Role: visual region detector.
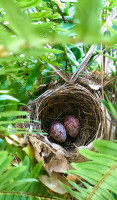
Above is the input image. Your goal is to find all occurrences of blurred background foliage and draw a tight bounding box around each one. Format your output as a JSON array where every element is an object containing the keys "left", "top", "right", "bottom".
[{"left": 0, "top": 0, "right": 117, "bottom": 199}]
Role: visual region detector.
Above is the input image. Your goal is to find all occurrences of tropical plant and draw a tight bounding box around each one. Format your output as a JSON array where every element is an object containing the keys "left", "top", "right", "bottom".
[
  {"left": 60, "top": 139, "right": 117, "bottom": 200},
  {"left": 0, "top": 0, "right": 117, "bottom": 200},
  {"left": 0, "top": 149, "right": 63, "bottom": 200}
]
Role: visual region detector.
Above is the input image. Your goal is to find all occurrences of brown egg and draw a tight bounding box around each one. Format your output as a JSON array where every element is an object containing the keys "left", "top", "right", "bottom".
[
  {"left": 64, "top": 115, "right": 80, "bottom": 138},
  {"left": 49, "top": 122, "right": 67, "bottom": 142}
]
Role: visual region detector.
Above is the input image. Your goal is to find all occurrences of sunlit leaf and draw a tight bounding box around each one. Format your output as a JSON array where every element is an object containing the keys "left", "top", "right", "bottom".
[
  {"left": 0, "top": 95, "right": 19, "bottom": 102},
  {"left": 0, "top": 111, "right": 30, "bottom": 117}
]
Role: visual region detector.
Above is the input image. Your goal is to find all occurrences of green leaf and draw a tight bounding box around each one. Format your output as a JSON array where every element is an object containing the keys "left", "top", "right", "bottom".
[
  {"left": 62, "top": 139, "right": 117, "bottom": 200},
  {"left": 0, "top": 90, "right": 9, "bottom": 94},
  {"left": 3, "top": 178, "right": 38, "bottom": 192},
  {"left": 0, "top": 0, "right": 41, "bottom": 46},
  {"left": 0, "top": 151, "right": 52, "bottom": 199},
  {"left": 111, "top": 20, "right": 117, "bottom": 26},
  {"left": 0, "top": 95, "right": 19, "bottom": 102},
  {"left": 41, "top": 56, "right": 62, "bottom": 67},
  {"left": 0, "top": 118, "right": 30, "bottom": 125},
  {"left": 17, "top": 0, "right": 42, "bottom": 9},
  {"left": 93, "top": 139, "right": 117, "bottom": 156},
  {"left": 106, "top": 25, "right": 117, "bottom": 35},
  {"left": 0, "top": 67, "right": 26, "bottom": 75},
  {"left": 101, "top": 94, "right": 117, "bottom": 120},
  {"left": 0, "top": 166, "right": 26, "bottom": 190},
  {"left": 0, "top": 111, "right": 30, "bottom": 117},
  {"left": 0, "top": 151, "right": 8, "bottom": 166},
  {"left": 0, "top": 152, "right": 13, "bottom": 176},
  {"left": 74, "top": 0, "right": 103, "bottom": 43}
]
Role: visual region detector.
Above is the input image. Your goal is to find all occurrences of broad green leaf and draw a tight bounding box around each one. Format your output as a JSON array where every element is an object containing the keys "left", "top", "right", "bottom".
[
  {"left": 43, "top": 48, "right": 63, "bottom": 54},
  {"left": 0, "top": 95, "right": 19, "bottom": 102},
  {"left": 66, "top": 52, "right": 79, "bottom": 67},
  {"left": 0, "top": 90, "right": 9, "bottom": 94},
  {"left": 41, "top": 56, "right": 62, "bottom": 67}
]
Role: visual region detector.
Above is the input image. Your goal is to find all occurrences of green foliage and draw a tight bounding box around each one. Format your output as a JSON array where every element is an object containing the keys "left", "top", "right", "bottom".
[
  {"left": 0, "top": 91, "right": 43, "bottom": 136},
  {"left": 101, "top": 93, "right": 117, "bottom": 120},
  {"left": 73, "top": 0, "right": 117, "bottom": 44},
  {"left": 0, "top": 94, "right": 19, "bottom": 102},
  {"left": 0, "top": 0, "right": 117, "bottom": 199},
  {"left": 74, "top": 0, "right": 103, "bottom": 43},
  {"left": 0, "top": 90, "right": 30, "bottom": 136},
  {"left": 60, "top": 139, "right": 117, "bottom": 200},
  {"left": 0, "top": 151, "right": 59, "bottom": 200}
]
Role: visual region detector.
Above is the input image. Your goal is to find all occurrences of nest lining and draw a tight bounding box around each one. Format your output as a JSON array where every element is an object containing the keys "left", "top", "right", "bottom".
[{"left": 28, "top": 83, "right": 103, "bottom": 152}]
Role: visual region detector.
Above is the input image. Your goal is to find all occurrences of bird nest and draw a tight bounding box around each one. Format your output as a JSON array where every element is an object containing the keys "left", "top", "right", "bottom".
[
  {"left": 21, "top": 81, "right": 104, "bottom": 175},
  {"left": 27, "top": 83, "right": 104, "bottom": 153}
]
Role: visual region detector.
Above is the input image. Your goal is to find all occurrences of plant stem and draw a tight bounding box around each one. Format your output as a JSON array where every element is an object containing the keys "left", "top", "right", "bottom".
[
  {"left": 49, "top": 0, "right": 54, "bottom": 14},
  {"left": 56, "top": 4, "right": 65, "bottom": 23}
]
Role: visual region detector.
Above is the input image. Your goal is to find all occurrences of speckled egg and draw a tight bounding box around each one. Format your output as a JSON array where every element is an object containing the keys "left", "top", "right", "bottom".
[
  {"left": 49, "top": 122, "right": 67, "bottom": 142},
  {"left": 64, "top": 115, "right": 80, "bottom": 138}
]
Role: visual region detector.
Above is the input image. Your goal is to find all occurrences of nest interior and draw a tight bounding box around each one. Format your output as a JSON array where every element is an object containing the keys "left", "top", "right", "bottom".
[{"left": 29, "top": 83, "right": 103, "bottom": 153}]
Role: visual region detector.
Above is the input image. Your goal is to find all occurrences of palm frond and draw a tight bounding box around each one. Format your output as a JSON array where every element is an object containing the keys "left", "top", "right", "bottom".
[{"left": 60, "top": 139, "right": 117, "bottom": 200}]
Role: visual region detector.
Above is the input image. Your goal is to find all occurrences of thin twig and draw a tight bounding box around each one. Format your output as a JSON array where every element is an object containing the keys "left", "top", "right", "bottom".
[
  {"left": 7, "top": 135, "right": 20, "bottom": 145},
  {"left": 56, "top": 4, "right": 65, "bottom": 23},
  {"left": 104, "top": 77, "right": 117, "bottom": 88},
  {"left": 49, "top": 0, "right": 54, "bottom": 14},
  {"left": 85, "top": 48, "right": 107, "bottom": 69},
  {"left": 48, "top": 64, "right": 70, "bottom": 82},
  {"left": 70, "top": 45, "right": 96, "bottom": 82},
  {"left": 53, "top": 19, "right": 76, "bottom": 24},
  {"left": 100, "top": 43, "right": 108, "bottom": 140},
  {"left": 109, "top": 116, "right": 114, "bottom": 140},
  {"left": 0, "top": 21, "right": 16, "bottom": 35}
]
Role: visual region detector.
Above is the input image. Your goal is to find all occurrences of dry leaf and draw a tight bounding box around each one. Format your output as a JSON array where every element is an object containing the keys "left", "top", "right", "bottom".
[
  {"left": 39, "top": 172, "right": 67, "bottom": 194},
  {"left": 28, "top": 135, "right": 70, "bottom": 174},
  {"left": 89, "top": 84, "right": 101, "bottom": 90}
]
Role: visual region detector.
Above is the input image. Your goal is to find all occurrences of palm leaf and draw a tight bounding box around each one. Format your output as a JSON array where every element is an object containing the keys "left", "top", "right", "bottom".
[{"left": 60, "top": 139, "right": 117, "bottom": 200}]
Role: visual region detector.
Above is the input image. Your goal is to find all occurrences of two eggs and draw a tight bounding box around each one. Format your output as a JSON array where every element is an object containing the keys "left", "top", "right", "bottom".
[{"left": 49, "top": 115, "right": 80, "bottom": 143}]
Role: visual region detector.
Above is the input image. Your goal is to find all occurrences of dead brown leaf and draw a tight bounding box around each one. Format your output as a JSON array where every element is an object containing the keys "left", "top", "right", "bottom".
[
  {"left": 28, "top": 135, "right": 70, "bottom": 174},
  {"left": 39, "top": 172, "right": 67, "bottom": 194}
]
